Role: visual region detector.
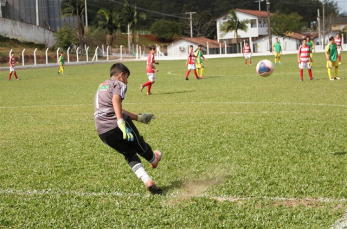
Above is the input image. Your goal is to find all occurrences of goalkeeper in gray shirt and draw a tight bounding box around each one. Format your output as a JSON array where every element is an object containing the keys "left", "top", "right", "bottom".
[{"left": 94, "top": 63, "right": 162, "bottom": 195}]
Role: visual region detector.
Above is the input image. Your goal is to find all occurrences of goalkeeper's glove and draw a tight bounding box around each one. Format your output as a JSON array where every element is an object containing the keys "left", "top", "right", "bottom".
[
  {"left": 137, "top": 114, "right": 155, "bottom": 124},
  {"left": 117, "top": 119, "right": 134, "bottom": 141}
]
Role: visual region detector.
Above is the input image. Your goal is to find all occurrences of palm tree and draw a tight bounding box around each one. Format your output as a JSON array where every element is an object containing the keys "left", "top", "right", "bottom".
[
  {"left": 120, "top": 1, "right": 146, "bottom": 51},
  {"left": 220, "top": 10, "right": 249, "bottom": 53},
  {"left": 96, "top": 8, "right": 120, "bottom": 48},
  {"left": 61, "top": 0, "right": 85, "bottom": 47}
]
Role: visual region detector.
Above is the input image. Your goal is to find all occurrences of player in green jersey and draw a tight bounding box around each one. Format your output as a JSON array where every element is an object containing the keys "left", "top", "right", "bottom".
[
  {"left": 325, "top": 36, "right": 340, "bottom": 81},
  {"left": 272, "top": 38, "right": 282, "bottom": 65},
  {"left": 306, "top": 36, "right": 315, "bottom": 67}
]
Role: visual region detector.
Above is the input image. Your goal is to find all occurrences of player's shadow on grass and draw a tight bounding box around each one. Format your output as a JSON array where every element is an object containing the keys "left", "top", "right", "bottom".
[
  {"left": 159, "top": 90, "right": 194, "bottom": 95},
  {"left": 333, "top": 152, "right": 347, "bottom": 156},
  {"left": 203, "top": 75, "right": 224, "bottom": 79}
]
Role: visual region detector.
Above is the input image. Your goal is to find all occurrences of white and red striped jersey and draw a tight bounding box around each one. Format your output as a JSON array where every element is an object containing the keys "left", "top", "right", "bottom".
[
  {"left": 298, "top": 45, "right": 310, "bottom": 62},
  {"left": 243, "top": 45, "right": 251, "bottom": 54},
  {"left": 146, "top": 53, "right": 155, "bottom": 73},
  {"left": 187, "top": 51, "right": 195, "bottom": 64},
  {"left": 335, "top": 37, "right": 342, "bottom": 48},
  {"left": 9, "top": 56, "right": 15, "bottom": 67}
]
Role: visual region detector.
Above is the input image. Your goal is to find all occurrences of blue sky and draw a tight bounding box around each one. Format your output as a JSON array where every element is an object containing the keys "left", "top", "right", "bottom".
[{"left": 335, "top": 0, "right": 347, "bottom": 14}]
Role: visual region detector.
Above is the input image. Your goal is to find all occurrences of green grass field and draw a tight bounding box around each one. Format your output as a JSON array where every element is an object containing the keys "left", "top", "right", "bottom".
[{"left": 0, "top": 53, "right": 346, "bottom": 228}]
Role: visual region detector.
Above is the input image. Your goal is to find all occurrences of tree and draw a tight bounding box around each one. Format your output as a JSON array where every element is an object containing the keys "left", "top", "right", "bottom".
[
  {"left": 271, "top": 12, "right": 306, "bottom": 38},
  {"left": 219, "top": 10, "right": 249, "bottom": 53},
  {"left": 150, "top": 20, "right": 180, "bottom": 41},
  {"left": 61, "top": 0, "right": 85, "bottom": 47},
  {"left": 54, "top": 24, "right": 79, "bottom": 50},
  {"left": 182, "top": 11, "right": 216, "bottom": 39},
  {"left": 96, "top": 8, "right": 120, "bottom": 47},
  {"left": 119, "top": 0, "right": 146, "bottom": 51}
]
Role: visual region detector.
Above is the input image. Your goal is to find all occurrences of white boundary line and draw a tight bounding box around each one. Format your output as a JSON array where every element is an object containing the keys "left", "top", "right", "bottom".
[
  {"left": 0, "top": 189, "right": 346, "bottom": 204},
  {"left": 1, "top": 101, "right": 346, "bottom": 109}
]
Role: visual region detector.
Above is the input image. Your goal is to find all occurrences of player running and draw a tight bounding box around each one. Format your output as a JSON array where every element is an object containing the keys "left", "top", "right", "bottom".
[
  {"left": 195, "top": 45, "right": 207, "bottom": 78},
  {"left": 242, "top": 42, "right": 252, "bottom": 66},
  {"left": 298, "top": 39, "right": 314, "bottom": 81},
  {"left": 8, "top": 52, "right": 20, "bottom": 80},
  {"left": 306, "top": 36, "right": 315, "bottom": 67},
  {"left": 58, "top": 52, "right": 65, "bottom": 76},
  {"left": 325, "top": 36, "right": 340, "bottom": 81},
  {"left": 335, "top": 33, "right": 343, "bottom": 65},
  {"left": 272, "top": 38, "right": 282, "bottom": 65},
  {"left": 141, "top": 46, "right": 159, "bottom": 95},
  {"left": 185, "top": 45, "right": 200, "bottom": 80},
  {"left": 94, "top": 63, "right": 163, "bottom": 195}
]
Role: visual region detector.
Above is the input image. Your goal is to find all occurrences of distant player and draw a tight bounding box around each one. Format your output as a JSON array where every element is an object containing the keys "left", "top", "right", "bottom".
[
  {"left": 242, "top": 43, "right": 252, "bottom": 65},
  {"left": 58, "top": 52, "right": 65, "bottom": 76},
  {"left": 272, "top": 38, "right": 282, "bottom": 65},
  {"left": 185, "top": 45, "right": 199, "bottom": 80},
  {"left": 325, "top": 36, "right": 340, "bottom": 81},
  {"left": 141, "top": 46, "right": 159, "bottom": 95},
  {"left": 335, "top": 33, "right": 343, "bottom": 65},
  {"left": 306, "top": 36, "right": 315, "bottom": 67},
  {"left": 298, "top": 39, "right": 314, "bottom": 81},
  {"left": 94, "top": 63, "right": 162, "bottom": 195},
  {"left": 8, "top": 52, "right": 20, "bottom": 80},
  {"left": 195, "top": 45, "right": 207, "bottom": 78}
]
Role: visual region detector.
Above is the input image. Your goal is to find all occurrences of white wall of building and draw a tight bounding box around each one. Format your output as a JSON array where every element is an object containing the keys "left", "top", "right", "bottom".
[
  {"left": 0, "top": 17, "right": 55, "bottom": 47},
  {"left": 167, "top": 40, "right": 197, "bottom": 58},
  {"left": 254, "top": 36, "right": 301, "bottom": 53},
  {"left": 216, "top": 11, "right": 268, "bottom": 42}
]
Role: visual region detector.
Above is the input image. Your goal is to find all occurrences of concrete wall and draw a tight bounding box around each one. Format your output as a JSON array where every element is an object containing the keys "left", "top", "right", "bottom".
[{"left": 0, "top": 17, "right": 55, "bottom": 47}]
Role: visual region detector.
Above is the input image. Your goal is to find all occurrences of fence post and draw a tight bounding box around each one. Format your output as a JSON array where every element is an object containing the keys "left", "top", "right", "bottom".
[
  {"left": 45, "top": 48, "right": 49, "bottom": 65},
  {"left": 34, "top": 48, "right": 37, "bottom": 65},
  {"left": 224, "top": 41, "right": 227, "bottom": 54},
  {"left": 22, "top": 49, "right": 25, "bottom": 66},
  {"left": 106, "top": 46, "right": 109, "bottom": 61},
  {"left": 206, "top": 42, "right": 209, "bottom": 55},
  {"left": 120, "top": 45, "right": 123, "bottom": 60},
  {"left": 86, "top": 47, "right": 89, "bottom": 62},
  {"left": 67, "top": 47, "right": 71, "bottom": 63},
  {"left": 56, "top": 48, "right": 60, "bottom": 63},
  {"left": 76, "top": 47, "right": 80, "bottom": 62},
  {"left": 219, "top": 43, "right": 222, "bottom": 55}
]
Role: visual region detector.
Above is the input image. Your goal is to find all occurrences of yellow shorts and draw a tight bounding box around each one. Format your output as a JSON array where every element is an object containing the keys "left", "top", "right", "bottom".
[
  {"left": 274, "top": 52, "right": 280, "bottom": 57},
  {"left": 196, "top": 63, "right": 203, "bottom": 69},
  {"left": 327, "top": 60, "right": 338, "bottom": 68}
]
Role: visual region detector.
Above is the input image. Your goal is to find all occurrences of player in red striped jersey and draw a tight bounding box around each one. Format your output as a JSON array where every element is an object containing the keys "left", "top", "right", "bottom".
[
  {"left": 141, "top": 46, "right": 159, "bottom": 95},
  {"left": 242, "top": 43, "right": 252, "bottom": 66},
  {"left": 335, "top": 33, "right": 343, "bottom": 65},
  {"left": 8, "top": 52, "right": 20, "bottom": 80},
  {"left": 297, "top": 39, "right": 314, "bottom": 81},
  {"left": 185, "top": 45, "right": 200, "bottom": 80}
]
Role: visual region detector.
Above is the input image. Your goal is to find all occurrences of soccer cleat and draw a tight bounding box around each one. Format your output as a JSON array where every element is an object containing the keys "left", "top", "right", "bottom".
[
  {"left": 147, "top": 92, "right": 152, "bottom": 95},
  {"left": 16, "top": 78, "right": 21, "bottom": 80},
  {"left": 279, "top": 63, "right": 282, "bottom": 65},
  {"left": 300, "top": 79, "right": 303, "bottom": 82},
  {"left": 330, "top": 78, "right": 335, "bottom": 81},
  {"left": 145, "top": 180, "right": 162, "bottom": 195},
  {"left": 150, "top": 150, "right": 162, "bottom": 169},
  {"left": 339, "top": 62, "right": 341, "bottom": 65},
  {"left": 196, "top": 77, "right": 201, "bottom": 80},
  {"left": 310, "top": 78, "right": 316, "bottom": 80},
  {"left": 335, "top": 77, "right": 340, "bottom": 80},
  {"left": 185, "top": 77, "right": 189, "bottom": 80},
  {"left": 57, "top": 72, "right": 60, "bottom": 75},
  {"left": 140, "top": 84, "right": 144, "bottom": 92},
  {"left": 200, "top": 76, "right": 204, "bottom": 78},
  {"left": 275, "top": 63, "right": 277, "bottom": 65}
]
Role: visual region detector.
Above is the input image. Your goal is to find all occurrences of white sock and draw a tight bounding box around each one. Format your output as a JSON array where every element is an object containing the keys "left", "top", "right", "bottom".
[{"left": 132, "top": 163, "right": 152, "bottom": 184}]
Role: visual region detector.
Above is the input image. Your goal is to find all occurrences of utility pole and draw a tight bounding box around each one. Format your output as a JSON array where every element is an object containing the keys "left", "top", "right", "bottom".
[
  {"left": 255, "top": 0, "right": 264, "bottom": 11},
  {"left": 186, "top": 12, "right": 196, "bottom": 38},
  {"left": 317, "top": 9, "right": 321, "bottom": 46},
  {"left": 35, "top": 0, "right": 39, "bottom": 26},
  {"left": 266, "top": 0, "right": 272, "bottom": 52},
  {"left": 323, "top": 0, "right": 325, "bottom": 47},
  {"left": 85, "top": 0, "right": 88, "bottom": 28}
]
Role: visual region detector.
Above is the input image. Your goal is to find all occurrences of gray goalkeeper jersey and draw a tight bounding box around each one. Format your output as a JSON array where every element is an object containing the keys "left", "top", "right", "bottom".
[{"left": 94, "top": 78, "right": 128, "bottom": 135}]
